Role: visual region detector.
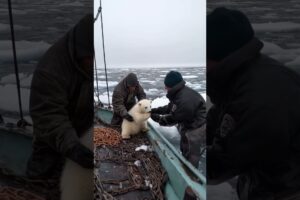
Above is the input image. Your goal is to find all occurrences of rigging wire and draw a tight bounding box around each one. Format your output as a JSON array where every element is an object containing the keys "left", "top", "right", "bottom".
[
  {"left": 96, "top": 0, "right": 111, "bottom": 108},
  {"left": 7, "top": 0, "right": 24, "bottom": 122},
  {"left": 94, "top": 52, "right": 101, "bottom": 105}
]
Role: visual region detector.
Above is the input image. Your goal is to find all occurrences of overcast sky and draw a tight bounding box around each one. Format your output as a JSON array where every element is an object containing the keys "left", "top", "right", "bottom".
[{"left": 94, "top": 0, "right": 205, "bottom": 68}]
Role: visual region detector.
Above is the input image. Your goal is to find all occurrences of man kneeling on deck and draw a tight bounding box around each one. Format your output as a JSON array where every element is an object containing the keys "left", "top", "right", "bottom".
[
  {"left": 111, "top": 73, "right": 146, "bottom": 126},
  {"left": 150, "top": 71, "right": 206, "bottom": 168}
]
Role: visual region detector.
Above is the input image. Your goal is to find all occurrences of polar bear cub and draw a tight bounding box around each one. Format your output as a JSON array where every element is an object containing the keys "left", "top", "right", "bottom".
[
  {"left": 122, "top": 99, "right": 152, "bottom": 139},
  {"left": 60, "top": 130, "right": 93, "bottom": 200}
]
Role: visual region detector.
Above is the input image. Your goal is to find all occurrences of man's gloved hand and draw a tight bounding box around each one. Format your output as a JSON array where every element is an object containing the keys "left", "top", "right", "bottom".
[
  {"left": 150, "top": 108, "right": 159, "bottom": 114},
  {"left": 123, "top": 113, "right": 134, "bottom": 122},
  {"left": 151, "top": 113, "right": 161, "bottom": 123},
  {"left": 65, "top": 143, "right": 94, "bottom": 169}
]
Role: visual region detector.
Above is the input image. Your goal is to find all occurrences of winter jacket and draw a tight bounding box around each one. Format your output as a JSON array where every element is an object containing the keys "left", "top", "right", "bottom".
[
  {"left": 152, "top": 80, "right": 206, "bottom": 166},
  {"left": 207, "top": 38, "right": 300, "bottom": 200},
  {"left": 110, "top": 75, "right": 146, "bottom": 125},
  {"left": 26, "top": 15, "right": 94, "bottom": 178}
]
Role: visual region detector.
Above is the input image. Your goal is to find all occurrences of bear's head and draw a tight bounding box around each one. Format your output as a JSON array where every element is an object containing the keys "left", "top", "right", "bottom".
[{"left": 137, "top": 99, "right": 152, "bottom": 113}]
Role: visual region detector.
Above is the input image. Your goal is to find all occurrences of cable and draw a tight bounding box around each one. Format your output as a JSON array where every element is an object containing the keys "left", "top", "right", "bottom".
[
  {"left": 7, "top": 0, "right": 24, "bottom": 121},
  {"left": 94, "top": 52, "right": 101, "bottom": 104},
  {"left": 99, "top": 0, "right": 111, "bottom": 108}
]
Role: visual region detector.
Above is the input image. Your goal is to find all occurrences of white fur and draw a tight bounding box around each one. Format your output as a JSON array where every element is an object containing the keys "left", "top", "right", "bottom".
[
  {"left": 121, "top": 99, "right": 152, "bottom": 139},
  {"left": 60, "top": 130, "right": 93, "bottom": 200}
]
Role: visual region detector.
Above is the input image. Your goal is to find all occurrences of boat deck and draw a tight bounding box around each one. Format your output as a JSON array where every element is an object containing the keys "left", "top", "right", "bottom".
[
  {"left": 0, "top": 123, "right": 60, "bottom": 200},
  {"left": 94, "top": 125, "right": 167, "bottom": 200}
]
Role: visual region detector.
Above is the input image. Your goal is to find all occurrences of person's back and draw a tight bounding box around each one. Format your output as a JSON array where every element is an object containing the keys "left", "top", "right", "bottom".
[
  {"left": 236, "top": 53, "right": 300, "bottom": 199},
  {"left": 170, "top": 84, "right": 206, "bottom": 130},
  {"left": 27, "top": 14, "right": 94, "bottom": 179},
  {"left": 206, "top": 7, "right": 300, "bottom": 200}
]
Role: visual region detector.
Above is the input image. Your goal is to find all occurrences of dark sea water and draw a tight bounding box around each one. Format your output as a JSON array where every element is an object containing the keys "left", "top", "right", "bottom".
[
  {"left": 0, "top": 0, "right": 92, "bottom": 76},
  {"left": 208, "top": 0, "right": 300, "bottom": 49},
  {"left": 0, "top": 0, "right": 92, "bottom": 115}
]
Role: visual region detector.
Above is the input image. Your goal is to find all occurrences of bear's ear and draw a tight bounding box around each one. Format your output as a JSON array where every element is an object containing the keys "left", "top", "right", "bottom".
[{"left": 139, "top": 103, "right": 142, "bottom": 106}]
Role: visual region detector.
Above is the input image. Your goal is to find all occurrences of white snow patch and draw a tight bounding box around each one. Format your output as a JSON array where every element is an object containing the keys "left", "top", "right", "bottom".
[
  {"left": 286, "top": 56, "right": 300, "bottom": 68},
  {"left": 134, "top": 160, "right": 141, "bottom": 167},
  {"left": 59, "top": 1, "right": 84, "bottom": 7},
  {"left": 20, "top": 74, "right": 33, "bottom": 87},
  {"left": 144, "top": 88, "right": 160, "bottom": 96},
  {"left": 94, "top": 81, "right": 118, "bottom": 87},
  {"left": 253, "top": 22, "right": 300, "bottom": 32},
  {"left": 0, "top": 8, "right": 29, "bottom": 15},
  {"left": 262, "top": 41, "right": 300, "bottom": 67},
  {"left": 0, "top": 40, "right": 50, "bottom": 63},
  {"left": 1, "top": 73, "right": 32, "bottom": 87},
  {"left": 149, "top": 120, "right": 180, "bottom": 140},
  {"left": 200, "top": 92, "right": 206, "bottom": 101},
  {"left": 135, "top": 145, "right": 152, "bottom": 152},
  {"left": 0, "top": 23, "right": 30, "bottom": 33},
  {"left": 0, "top": 84, "right": 30, "bottom": 112},
  {"left": 97, "top": 92, "right": 113, "bottom": 105},
  {"left": 182, "top": 75, "right": 198, "bottom": 79},
  {"left": 140, "top": 80, "right": 156, "bottom": 84},
  {"left": 2, "top": 115, "right": 32, "bottom": 125},
  {"left": 186, "top": 81, "right": 203, "bottom": 90},
  {"left": 151, "top": 96, "right": 169, "bottom": 108},
  {"left": 207, "top": 183, "right": 238, "bottom": 200},
  {"left": 145, "top": 180, "right": 152, "bottom": 188}
]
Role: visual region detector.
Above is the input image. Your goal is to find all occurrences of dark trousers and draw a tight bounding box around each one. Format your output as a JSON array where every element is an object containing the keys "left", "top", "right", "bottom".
[{"left": 180, "top": 125, "right": 206, "bottom": 168}]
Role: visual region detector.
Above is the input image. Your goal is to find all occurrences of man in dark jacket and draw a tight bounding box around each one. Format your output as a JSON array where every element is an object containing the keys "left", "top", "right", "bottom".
[
  {"left": 207, "top": 7, "right": 300, "bottom": 200},
  {"left": 111, "top": 73, "right": 146, "bottom": 125},
  {"left": 151, "top": 71, "right": 206, "bottom": 167},
  {"left": 26, "top": 14, "right": 94, "bottom": 179}
]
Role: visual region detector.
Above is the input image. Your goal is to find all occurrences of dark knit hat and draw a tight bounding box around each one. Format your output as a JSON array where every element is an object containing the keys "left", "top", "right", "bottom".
[
  {"left": 74, "top": 14, "right": 94, "bottom": 60},
  {"left": 207, "top": 7, "right": 254, "bottom": 61},
  {"left": 126, "top": 73, "right": 138, "bottom": 87},
  {"left": 164, "top": 71, "right": 183, "bottom": 88}
]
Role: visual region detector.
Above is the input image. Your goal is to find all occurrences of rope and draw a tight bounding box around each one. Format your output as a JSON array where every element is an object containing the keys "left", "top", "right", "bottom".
[
  {"left": 94, "top": 52, "right": 101, "bottom": 104},
  {"left": 94, "top": 4, "right": 101, "bottom": 22},
  {"left": 7, "top": 0, "right": 24, "bottom": 121},
  {"left": 98, "top": 0, "right": 111, "bottom": 108}
]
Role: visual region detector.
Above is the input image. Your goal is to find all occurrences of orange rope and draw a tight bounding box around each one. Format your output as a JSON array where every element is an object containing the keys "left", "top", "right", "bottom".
[{"left": 94, "top": 127, "right": 122, "bottom": 147}]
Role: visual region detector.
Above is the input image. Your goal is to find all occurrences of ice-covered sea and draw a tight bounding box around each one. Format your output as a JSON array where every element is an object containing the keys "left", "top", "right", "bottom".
[
  {"left": 95, "top": 67, "right": 206, "bottom": 104},
  {"left": 208, "top": 0, "right": 300, "bottom": 74}
]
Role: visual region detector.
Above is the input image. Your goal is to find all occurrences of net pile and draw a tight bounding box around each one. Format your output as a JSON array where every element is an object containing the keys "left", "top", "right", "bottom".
[
  {"left": 94, "top": 127, "right": 167, "bottom": 200},
  {"left": 94, "top": 127, "right": 122, "bottom": 147},
  {"left": 0, "top": 186, "right": 45, "bottom": 200},
  {"left": 0, "top": 171, "right": 60, "bottom": 200}
]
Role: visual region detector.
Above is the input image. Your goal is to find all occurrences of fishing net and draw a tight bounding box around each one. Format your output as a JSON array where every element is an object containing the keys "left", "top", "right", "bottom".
[
  {"left": 0, "top": 169, "right": 60, "bottom": 200},
  {"left": 0, "top": 186, "right": 45, "bottom": 200},
  {"left": 0, "top": 174, "right": 61, "bottom": 200},
  {"left": 94, "top": 127, "right": 167, "bottom": 200}
]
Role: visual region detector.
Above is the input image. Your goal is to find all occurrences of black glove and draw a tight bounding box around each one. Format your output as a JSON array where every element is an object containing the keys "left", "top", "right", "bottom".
[
  {"left": 151, "top": 113, "right": 161, "bottom": 123},
  {"left": 65, "top": 143, "right": 94, "bottom": 169},
  {"left": 150, "top": 108, "right": 159, "bottom": 114},
  {"left": 124, "top": 113, "right": 134, "bottom": 122}
]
